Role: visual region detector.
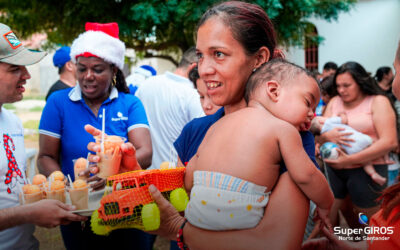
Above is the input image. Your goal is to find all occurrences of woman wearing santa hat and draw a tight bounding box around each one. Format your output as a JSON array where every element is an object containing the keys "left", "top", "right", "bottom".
[{"left": 38, "top": 22, "right": 154, "bottom": 249}]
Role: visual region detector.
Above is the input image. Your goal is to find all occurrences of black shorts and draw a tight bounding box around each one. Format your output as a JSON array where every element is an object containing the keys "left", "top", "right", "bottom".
[{"left": 326, "top": 164, "right": 388, "bottom": 208}]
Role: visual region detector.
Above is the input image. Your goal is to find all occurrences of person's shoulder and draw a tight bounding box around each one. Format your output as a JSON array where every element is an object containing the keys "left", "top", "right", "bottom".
[
  {"left": 372, "top": 94, "right": 392, "bottom": 104},
  {"left": 329, "top": 95, "right": 341, "bottom": 103},
  {"left": 184, "top": 108, "right": 224, "bottom": 131},
  {"left": 117, "top": 91, "right": 143, "bottom": 105},
  {"left": 47, "top": 88, "right": 71, "bottom": 103},
  {"left": 0, "top": 107, "right": 20, "bottom": 122}
]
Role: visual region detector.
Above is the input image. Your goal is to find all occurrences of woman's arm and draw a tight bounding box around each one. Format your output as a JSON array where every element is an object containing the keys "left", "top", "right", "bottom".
[
  {"left": 37, "top": 134, "right": 62, "bottom": 176},
  {"left": 326, "top": 96, "right": 397, "bottom": 168},
  {"left": 127, "top": 127, "right": 152, "bottom": 169},
  {"left": 315, "top": 97, "right": 354, "bottom": 147},
  {"left": 149, "top": 172, "right": 309, "bottom": 250}
]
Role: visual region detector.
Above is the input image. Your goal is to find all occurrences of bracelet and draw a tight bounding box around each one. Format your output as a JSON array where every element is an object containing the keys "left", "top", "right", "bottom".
[{"left": 177, "top": 218, "right": 189, "bottom": 250}]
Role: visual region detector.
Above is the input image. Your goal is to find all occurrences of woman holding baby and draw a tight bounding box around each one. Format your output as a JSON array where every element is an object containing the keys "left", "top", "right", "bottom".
[
  {"left": 87, "top": 1, "right": 324, "bottom": 249},
  {"left": 320, "top": 61, "right": 397, "bottom": 228}
]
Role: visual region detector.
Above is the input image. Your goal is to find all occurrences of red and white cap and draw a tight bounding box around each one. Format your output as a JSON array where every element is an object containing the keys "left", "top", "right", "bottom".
[{"left": 70, "top": 22, "right": 125, "bottom": 70}]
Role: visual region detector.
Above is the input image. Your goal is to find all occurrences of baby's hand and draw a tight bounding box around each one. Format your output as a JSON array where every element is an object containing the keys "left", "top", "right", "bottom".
[{"left": 316, "top": 207, "right": 333, "bottom": 232}]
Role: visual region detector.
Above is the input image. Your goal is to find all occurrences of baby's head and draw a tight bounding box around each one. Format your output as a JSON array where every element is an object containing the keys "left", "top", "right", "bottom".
[{"left": 245, "top": 59, "right": 321, "bottom": 131}]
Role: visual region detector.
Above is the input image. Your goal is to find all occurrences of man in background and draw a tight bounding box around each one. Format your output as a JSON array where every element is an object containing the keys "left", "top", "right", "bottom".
[
  {"left": 135, "top": 47, "right": 204, "bottom": 170},
  {"left": 45, "top": 46, "right": 76, "bottom": 100}
]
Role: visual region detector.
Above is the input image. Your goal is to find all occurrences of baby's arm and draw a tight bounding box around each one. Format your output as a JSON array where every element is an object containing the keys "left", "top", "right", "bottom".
[{"left": 278, "top": 125, "right": 334, "bottom": 227}]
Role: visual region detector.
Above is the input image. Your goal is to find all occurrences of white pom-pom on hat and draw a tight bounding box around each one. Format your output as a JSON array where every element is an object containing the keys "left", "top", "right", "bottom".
[{"left": 70, "top": 22, "right": 125, "bottom": 70}]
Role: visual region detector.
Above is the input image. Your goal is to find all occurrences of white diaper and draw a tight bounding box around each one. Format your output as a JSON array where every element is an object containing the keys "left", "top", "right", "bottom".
[{"left": 185, "top": 171, "right": 270, "bottom": 231}]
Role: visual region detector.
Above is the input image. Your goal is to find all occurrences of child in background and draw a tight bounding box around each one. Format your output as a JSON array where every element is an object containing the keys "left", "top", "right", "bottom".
[
  {"left": 188, "top": 66, "right": 221, "bottom": 115},
  {"left": 184, "top": 59, "right": 333, "bottom": 231},
  {"left": 316, "top": 113, "right": 387, "bottom": 186},
  {"left": 315, "top": 76, "right": 336, "bottom": 116}
]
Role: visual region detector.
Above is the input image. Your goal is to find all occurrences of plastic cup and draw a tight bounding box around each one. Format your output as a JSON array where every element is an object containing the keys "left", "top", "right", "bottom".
[
  {"left": 73, "top": 158, "right": 88, "bottom": 181},
  {"left": 46, "top": 188, "right": 66, "bottom": 203},
  {"left": 95, "top": 135, "right": 126, "bottom": 179},
  {"left": 69, "top": 186, "right": 89, "bottom": 210},
  {"left": 20, "top": 191, "right": 43, "bottom": 204},
  {"left": 20, "top": 184, "right": 43, "bottom": 204}
]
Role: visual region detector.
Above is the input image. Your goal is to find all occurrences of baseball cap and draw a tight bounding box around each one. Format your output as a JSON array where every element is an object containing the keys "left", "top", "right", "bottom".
[
  {"left": 0, "top": 23, "right": 46, "bottom": 65},
  {"left": 53, "top": 46, "right": 71, "bottom": 68}
]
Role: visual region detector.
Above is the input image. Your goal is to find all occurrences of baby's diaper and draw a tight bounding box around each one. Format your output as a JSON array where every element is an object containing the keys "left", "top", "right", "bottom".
[{"left": 185, "top": 171, "right": 270, "bottom": 230}]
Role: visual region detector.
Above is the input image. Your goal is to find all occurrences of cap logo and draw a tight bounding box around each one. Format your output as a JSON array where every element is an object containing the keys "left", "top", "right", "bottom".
[{"left": 3, "top": 31, "right": 22, "bottom": 49}]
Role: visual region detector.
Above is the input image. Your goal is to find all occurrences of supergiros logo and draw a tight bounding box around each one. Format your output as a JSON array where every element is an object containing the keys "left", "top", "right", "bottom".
[{"left": 334, "top": 213, "right": 394, "bottom": 241}]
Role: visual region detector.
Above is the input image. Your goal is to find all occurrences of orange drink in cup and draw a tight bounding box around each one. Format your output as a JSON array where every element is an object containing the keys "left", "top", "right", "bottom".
[
  {"left": 49, "top": 171, "right": 65, "bottom": 182},
  {"left": 32, "top": 174, "right": 47, "bottom": 191},
  {"left": 95, "top": 135, "right": 125, "bottom": 178},
  {"left": 74, "top": 157, "right": 88, "bottom": 181},
  {"left": 46, "top": 180, "right": 66, "bottom": 203},
  {"left": 69, "top": 179, "right": 89, "bottom": 210},
  {"left": 21, "top": 184, "right": 43, "bottom": 204}
]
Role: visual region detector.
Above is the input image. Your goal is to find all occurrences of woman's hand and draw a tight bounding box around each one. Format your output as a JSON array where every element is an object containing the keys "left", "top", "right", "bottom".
[
  {"left": 320, "top": 127, "right": 354, "bottom": 147},
  {"left": 147, "top": 184, "right": 185, "bottom": 240},
  {"left": 315, "top": 207, "right": 332, "bottom": 233},
  {"left": 84, "top": 125, "right": 141, "bottom": 173},
  {"left": 323, "top": 148, "right": 353, "bottom": 169}
]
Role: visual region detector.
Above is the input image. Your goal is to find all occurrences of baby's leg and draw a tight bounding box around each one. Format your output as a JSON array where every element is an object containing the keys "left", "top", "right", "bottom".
[{"left": 363, "top": 164, "right": 387, "bottom": 186}]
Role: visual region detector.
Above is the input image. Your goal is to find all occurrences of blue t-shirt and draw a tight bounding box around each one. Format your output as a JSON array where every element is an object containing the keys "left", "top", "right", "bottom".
[
  {"left": 174, "top": 107, "right": 318, "bottom": 172},
  {"left": 39, "top": 86, "right": 149, "bottom": 180}
]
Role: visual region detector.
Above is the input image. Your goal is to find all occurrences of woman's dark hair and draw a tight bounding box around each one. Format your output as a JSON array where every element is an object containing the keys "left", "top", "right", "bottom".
[
  {"left": 188, "top": 66, "right": 200, "bottom": 88},
  {"left": 197, "top": 1, "right": 279, "bottom": 59},
  {"left": 333, "top": 61, "right": 384, "bottom": 96},
  {"left": 375, "top": 66, "right": 392, "bottom": 82},
  {"left": 114, "top": 67, "right": 129, "bottom": 94}
]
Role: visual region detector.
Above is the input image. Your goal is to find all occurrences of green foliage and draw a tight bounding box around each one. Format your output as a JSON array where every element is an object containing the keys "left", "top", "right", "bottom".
[{"left": 0, "top": 0, "right": 356, "bottom": 64}]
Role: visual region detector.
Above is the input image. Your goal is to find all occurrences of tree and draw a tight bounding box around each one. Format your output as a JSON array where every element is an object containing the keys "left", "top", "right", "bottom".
[{"left": 0, "top": 0, "right": 356, "bottom": 65}]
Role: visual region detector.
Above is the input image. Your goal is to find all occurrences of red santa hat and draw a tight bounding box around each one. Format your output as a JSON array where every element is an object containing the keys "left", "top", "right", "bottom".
[{"left": 70, "top": 22, "right": 125, "bottom": 70}]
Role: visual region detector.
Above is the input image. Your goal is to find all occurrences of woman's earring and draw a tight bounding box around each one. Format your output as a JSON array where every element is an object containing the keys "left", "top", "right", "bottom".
[
  {"left": 252, "top": 68, "right": 257, "bottom": 72},
  {"left": 112, "top": 75, "right": 117, "bottom": 86}
]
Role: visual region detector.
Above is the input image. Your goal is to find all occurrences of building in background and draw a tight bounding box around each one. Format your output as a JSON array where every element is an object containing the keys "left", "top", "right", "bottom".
[{"left": 286, "top": 0, "right": 400, "bottom": 74}]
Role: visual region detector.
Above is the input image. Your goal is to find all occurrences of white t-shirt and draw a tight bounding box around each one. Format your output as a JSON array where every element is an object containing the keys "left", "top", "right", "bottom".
[
  {"left": 136, "top": 72, "right": 204, "bottom": 169},
  {"left": 0, "top": 107, "right": 38, "bottom": 250}
]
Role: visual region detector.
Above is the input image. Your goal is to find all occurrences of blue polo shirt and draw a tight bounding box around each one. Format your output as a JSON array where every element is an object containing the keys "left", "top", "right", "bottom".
[
  {"left": 174, "top": 107, "right": 318, "bottom": 172},
  {"left": 39, "top": 85, "right": 149, "bottom": 180}
]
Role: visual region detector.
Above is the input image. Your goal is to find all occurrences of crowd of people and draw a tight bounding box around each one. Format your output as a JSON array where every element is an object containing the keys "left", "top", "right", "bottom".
[{"left": 0, "top": 1, "right": 399, "bottom": 250}]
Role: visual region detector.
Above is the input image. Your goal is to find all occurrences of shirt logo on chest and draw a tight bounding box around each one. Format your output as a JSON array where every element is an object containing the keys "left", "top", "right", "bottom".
[{"left": 111, "top": 111, "right": 128, "bottom": 121}]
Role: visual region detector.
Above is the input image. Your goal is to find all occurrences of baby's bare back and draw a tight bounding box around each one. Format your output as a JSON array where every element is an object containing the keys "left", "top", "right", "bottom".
[{"left": 185, "top": 107, "right": 286, "bottom": 192}]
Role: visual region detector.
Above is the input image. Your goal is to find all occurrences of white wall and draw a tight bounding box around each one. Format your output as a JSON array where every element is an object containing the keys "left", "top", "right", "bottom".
[{"left": 286, "top": 0, "right": 400, "bottom": 74}]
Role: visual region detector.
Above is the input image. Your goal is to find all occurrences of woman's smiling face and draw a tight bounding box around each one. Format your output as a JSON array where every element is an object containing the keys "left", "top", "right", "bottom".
[{"left": 196, "top": 17, "right": 256, "bottom": 108}]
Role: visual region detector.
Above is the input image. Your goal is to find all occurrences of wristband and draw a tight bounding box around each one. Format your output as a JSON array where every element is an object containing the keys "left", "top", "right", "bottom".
[{"left": 177, "top": 219, "right": 189, "bottom": 250}]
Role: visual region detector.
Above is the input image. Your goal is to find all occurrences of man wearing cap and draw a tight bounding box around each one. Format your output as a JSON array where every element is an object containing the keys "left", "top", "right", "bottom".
[
  {"left": 45, "top": 46, "right": 76, "bottom": 100},
  {"left": 0, "top": 23, "right": 85, "bottom": 249}
]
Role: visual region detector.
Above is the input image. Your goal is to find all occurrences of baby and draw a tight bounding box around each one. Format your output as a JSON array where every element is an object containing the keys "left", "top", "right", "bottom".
[
  {"left": 317, "top": 113, "right": 387, "bottom": 185},
  {"left": 184, "top": 59, "right": 333, "bottom": 230}
]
